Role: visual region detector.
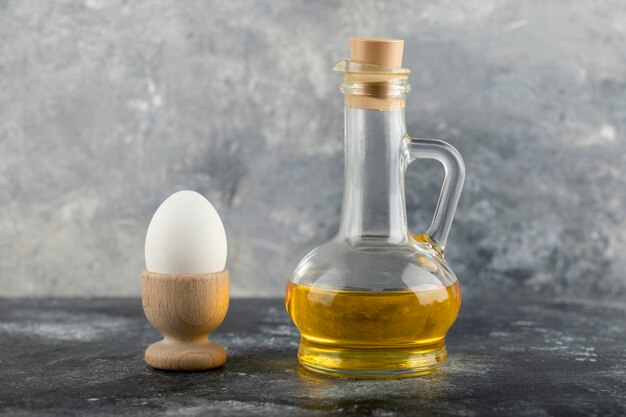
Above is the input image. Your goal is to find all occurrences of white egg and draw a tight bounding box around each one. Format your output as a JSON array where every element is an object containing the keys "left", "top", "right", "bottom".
[{"left": 145, "top": 190, "right": 227, "bottom": 274}]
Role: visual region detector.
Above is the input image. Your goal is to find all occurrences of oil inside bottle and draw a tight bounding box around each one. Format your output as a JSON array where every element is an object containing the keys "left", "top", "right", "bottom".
[{"left": 285, "top": 281, "right": 461, "bottom": 378}]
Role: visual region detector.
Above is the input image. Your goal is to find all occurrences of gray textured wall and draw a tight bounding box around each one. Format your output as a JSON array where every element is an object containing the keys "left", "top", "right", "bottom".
[{"left": 1, "top": 0, "right": 625, "bottom": 298}]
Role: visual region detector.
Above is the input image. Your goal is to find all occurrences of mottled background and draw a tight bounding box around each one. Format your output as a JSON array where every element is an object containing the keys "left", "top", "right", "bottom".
[{"left": 1, "top": 0, "right": 625, "bottom": 298}]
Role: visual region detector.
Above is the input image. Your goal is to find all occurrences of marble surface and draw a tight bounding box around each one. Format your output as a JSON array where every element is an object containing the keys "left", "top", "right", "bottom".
[
  {"left": 1, "top": 296, "right": 624, "bottom": 416},
  {"left": 1, "top": 1, "right": 626, "bottom": 298}
]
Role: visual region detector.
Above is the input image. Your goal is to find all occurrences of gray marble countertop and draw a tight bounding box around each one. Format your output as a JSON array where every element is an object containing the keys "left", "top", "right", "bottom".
[{"left": 1, "top": 295, "right": 625, "bottom": 416}]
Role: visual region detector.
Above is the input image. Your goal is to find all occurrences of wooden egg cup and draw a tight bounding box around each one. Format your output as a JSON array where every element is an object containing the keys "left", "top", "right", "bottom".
[{"left": 141, "top": 269, "right": 229, "bottom": 371}]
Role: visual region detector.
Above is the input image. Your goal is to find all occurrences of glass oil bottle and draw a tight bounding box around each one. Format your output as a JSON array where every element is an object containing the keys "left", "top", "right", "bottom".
[{"left": 286, "top": 38, "right": 465, "bottom": 378}]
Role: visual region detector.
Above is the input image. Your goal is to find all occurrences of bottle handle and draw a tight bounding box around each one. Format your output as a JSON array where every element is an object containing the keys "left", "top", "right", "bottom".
[{"left": 406, "top": 137, "right": 465, "bottom": 253}]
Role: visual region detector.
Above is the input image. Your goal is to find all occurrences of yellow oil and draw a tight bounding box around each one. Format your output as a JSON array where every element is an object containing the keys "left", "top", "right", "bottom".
[{"left": 285, "top": 281, "right": 461, "bottom": 378}]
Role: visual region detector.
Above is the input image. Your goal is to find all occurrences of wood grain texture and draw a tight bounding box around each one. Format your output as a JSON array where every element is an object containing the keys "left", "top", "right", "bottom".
[{"left": 141, "top": 269, "right": 229, "bottom": 371}]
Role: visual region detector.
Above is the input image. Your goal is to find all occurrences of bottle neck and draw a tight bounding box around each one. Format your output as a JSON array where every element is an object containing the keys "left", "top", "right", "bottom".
[{"left": 337, "top": 107, "right": 409, "bottom": 244}]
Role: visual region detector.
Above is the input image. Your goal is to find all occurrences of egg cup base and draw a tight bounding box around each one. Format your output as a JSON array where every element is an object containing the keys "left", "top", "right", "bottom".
[{"left": 145, "top": 338, "right": 227, "bottom": 371}]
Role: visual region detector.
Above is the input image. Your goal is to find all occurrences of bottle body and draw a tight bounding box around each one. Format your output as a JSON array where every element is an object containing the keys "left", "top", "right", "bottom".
[
  {"left": 286, "top": 106, "right": 464, "bottom": 378},
  {"left": 285, "top": 240, "right": 461, "bottom": 378}
]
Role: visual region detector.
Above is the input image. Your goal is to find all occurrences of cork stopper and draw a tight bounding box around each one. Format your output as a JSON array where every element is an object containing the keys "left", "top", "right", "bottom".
[
  {"left": 350, "top": 38, "right": 404, "bottom": 68},
  {"left": 336, "top": 38, "right": 409, "bottom": 110}
]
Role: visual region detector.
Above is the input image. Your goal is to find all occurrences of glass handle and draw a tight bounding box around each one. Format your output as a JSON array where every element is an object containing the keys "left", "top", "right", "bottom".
[{"left": 406, "top": 137, "right": 465, "bottom": 252}]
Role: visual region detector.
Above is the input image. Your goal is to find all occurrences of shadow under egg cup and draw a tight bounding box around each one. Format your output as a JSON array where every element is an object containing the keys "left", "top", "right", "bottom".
[{"left": 141, "top": 269, "right": 229, "bottom": 371}]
